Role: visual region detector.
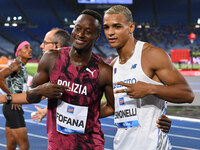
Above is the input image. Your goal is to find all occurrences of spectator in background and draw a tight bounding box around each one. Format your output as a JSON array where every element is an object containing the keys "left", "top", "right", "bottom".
[
  {"left": 40, "top": 27, "right": 70, "bottom": 54},
  {"left": 0, "top": 55, "right": 8, "bottom": 70}
]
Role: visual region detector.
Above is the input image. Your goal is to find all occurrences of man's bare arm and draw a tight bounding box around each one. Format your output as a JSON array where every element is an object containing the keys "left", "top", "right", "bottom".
[
  {"left": 115, "top": 45, "right": 194, "bottom": 103},
  {"left": 26, "top": 50, "right": 70, "bottom": 103},
  {"left": 99, "top": 60, "right": 114, "bottom": 118},
  {"left": 0, "top": 93, "right": 29, "bottom": 104},
  {"left": 146, "top": 46, "right": 194, "bottom": 103}
]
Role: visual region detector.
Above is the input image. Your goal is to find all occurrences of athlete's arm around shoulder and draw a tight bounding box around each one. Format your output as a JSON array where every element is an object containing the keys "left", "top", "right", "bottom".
[
  {"left": 99, "top": 58, "right": 114, "bottom": 118},
  {"left": 142, "top": 43, "right": 194, "bottom": 103},
  {"left": 26, "top": 50, "right": 61, "bottom": 103}
]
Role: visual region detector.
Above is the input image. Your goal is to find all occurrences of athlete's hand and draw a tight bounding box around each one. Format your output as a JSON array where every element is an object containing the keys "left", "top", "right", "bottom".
[
  {"left": 31, "top": 105, "right": 47, "bottom": 123},
  {"left": 11, "top": 104, "right": 21, "bottom": 110},
  {"left": 38, "top": 82, "right": 71, "bottom": 99},
  {"left": 156, "top": 114, "right": 171, "bottom": 133},
  {"left": 114, "top": 81, "right": 150, "bottom": 98}
]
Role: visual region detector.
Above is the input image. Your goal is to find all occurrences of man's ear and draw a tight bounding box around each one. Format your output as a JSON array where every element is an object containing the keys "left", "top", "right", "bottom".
[
  {"left": 56, "top": 43, "right": 61, "bottom": 48},
  {"left": 129, "top": 22, "right": 135, "bottom": 33}
]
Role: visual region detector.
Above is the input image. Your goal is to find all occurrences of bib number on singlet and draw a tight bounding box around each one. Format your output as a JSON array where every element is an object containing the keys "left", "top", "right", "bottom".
[
  {"left": 56, "top": 100, "right": 88, "bottom": 134},
  {"left": 114, "top": 95, "right": 140, "bottom": 128}
]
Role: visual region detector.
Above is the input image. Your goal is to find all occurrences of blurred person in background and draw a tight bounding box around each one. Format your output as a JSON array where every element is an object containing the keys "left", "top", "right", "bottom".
[
  {"left": 0, "top": 55, "right": 8, "bottom": 70},
  {"left": 40, "top": 27, "right": 71, "bottom": 55},
  {"left": 0, "top": 41, "right": 32, "bottom": 150}
]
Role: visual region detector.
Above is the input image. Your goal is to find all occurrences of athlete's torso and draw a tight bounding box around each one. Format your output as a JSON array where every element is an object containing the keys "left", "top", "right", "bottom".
[
  {"left": 113, "top": 41, "right": 171, "bottom": 150},
  {"left": 47, "top": 47, "right": 104, "bottom": 150},
  {"left": 7, "top": 59, "right": 28, "bottom": 94}
]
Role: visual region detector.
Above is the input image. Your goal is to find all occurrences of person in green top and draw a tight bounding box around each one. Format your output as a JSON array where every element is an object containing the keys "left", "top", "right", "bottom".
[{"left": 0, "top": 41, "right": 32, "bottom": 150}]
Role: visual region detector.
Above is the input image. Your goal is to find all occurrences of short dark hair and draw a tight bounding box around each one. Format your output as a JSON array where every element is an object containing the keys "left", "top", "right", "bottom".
[
  {"left": 50, "top": 28, "right": 71, "bottom": 47},
  {"left": 80, "top": 9, "right": 102, "bottom": 34},
  {"left": 14, "top": 41, "right": 23, "bottom": 57}
]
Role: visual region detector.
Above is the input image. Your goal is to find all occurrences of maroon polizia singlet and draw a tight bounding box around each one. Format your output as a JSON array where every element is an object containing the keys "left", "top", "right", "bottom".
[{"left": 47, "top": 47, "right": 104, "bottom": 150}]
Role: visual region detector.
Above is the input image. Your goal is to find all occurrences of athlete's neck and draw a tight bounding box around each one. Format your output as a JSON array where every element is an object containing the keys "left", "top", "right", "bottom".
[
  {"left": 69, "top": 47, "right": 92, "bottom": 67},
  {"left": 117, "top": 38, "right": 137, "bottom": 63},
  {"left": 16, "top": 57, "right": 28, "bottom": 65}
]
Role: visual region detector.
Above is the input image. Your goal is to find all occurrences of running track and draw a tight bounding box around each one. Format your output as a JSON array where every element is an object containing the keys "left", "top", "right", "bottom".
[{"left": 0, "top": 99, "right": 200, "bottom": 150}]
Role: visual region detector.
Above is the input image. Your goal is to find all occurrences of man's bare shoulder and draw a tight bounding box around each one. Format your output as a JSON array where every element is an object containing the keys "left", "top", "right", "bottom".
[
  {"left": 40, "top": 49, "right": 60, "bottom": 63},
  {"left": 99, "top": 58, "right": 112, "bottom": 70},
  {"left": 37, "top": 49, "right": 61, "bottom": 73},
  {"left": 142, "top": 42, "right": 172, "bottom": 70},
  {"left": 43, "top": 49, "right": 60, "bottom": 57},
  {"left": 7, "top": 59, "right": 20, "bottom": 72},
  {"left": 142, "top": 43, "right": 169, "bottom": 59}
]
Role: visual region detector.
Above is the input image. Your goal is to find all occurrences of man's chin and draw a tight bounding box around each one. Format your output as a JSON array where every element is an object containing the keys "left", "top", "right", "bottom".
[{"left": 73, "top": 45, "right": 83, "bottom": 53}]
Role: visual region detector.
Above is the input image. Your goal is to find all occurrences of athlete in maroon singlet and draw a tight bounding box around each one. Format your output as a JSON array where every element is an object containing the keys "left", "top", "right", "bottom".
[
  {"left": 47, "top": 47, "right": 104, "bottom": 149},
  {"left": 25, "top": 10, "right": 114, "bottom": 150}
]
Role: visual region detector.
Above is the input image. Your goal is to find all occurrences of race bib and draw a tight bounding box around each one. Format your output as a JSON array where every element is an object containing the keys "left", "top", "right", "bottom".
[
  {"left": 56, "top": 100, "right": 88, "bottom": 134},
  {"left": 114, "top": 94, "right": 140, "bottom": 128}
]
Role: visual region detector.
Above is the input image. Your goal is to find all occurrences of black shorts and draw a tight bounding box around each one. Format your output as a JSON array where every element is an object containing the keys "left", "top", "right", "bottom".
[{"left": 3, "top": 103, "right": 26, "bottom": 129}]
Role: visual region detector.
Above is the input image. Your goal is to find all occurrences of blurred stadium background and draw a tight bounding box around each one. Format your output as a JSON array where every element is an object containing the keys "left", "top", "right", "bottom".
[{"left": 0, "top": 0, "right": 199, "bottom": 118}]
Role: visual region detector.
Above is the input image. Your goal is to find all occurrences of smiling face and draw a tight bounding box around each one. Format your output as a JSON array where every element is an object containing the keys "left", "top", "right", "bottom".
[
  {"left": 71, "top": 14, "right": 100, "bottom": 53},
  {"left": 103, "top": 13, "right": 135, "bottom": 50}
]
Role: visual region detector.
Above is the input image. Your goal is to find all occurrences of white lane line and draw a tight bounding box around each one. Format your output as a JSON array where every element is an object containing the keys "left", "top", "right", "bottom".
[
  {"left": 0, "top": 144, "right": 20, "bottom": 149},
  {"left": 106, "top": 115, "right": 200, "bottom": 123},
  {"left": 168, "top": 133, "right": 200, "bottom": 141},
  {"left": 25, "top": 119, "right": 46, "bottom": 126},
  {"left": 101, "top": 123, "right": 116, "bottom": 128},
  {"left": 172, "top": 145, "right": 200, "bottom": 150},
  {"left": 23, "top": 103, "right": 47, "bottom": 108},
  {"left": 27, "top": 133, "right": 47, "bottom": 139},
  {"left": 171, "top": 125, "right": 200, "bottom": 131},
  {"left": 104, "top": 134, "right": 115, "bottom": 138},
  {"left": 0, "top": 127, "right": 47, "bottom": 139},
  {"left": 168, "top": 115, "right": 200, "bottom": 123}
]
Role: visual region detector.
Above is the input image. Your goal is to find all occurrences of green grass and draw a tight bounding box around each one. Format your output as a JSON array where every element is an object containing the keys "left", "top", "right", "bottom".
[
  {"left": 173, "top": 63, "right": 200, "bottom": 69},
  {"left": 26, "top": 63, "right": 38, "bottom": 76}
]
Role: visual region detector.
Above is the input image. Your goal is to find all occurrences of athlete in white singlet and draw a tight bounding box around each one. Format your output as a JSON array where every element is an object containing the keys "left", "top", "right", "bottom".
[
  {"left": 113, "top": 41, "right": 171, "bottom": 149},
  {"left": 103, "top": 5, "right": 194, "bottom": 150}
]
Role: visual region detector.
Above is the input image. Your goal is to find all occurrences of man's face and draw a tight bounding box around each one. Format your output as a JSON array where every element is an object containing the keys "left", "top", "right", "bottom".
[
  {"left": 103, "top": 13, "right": 134, "bottom": 49},
  {"left": 40, "top": 30, "right": 57, "bottom": 54},
  {"left": 18, "top": 45, "right": 32, "bottom": 59},
  {"left": 71, "top": 14, "right": 99, "bottom": 53}
]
